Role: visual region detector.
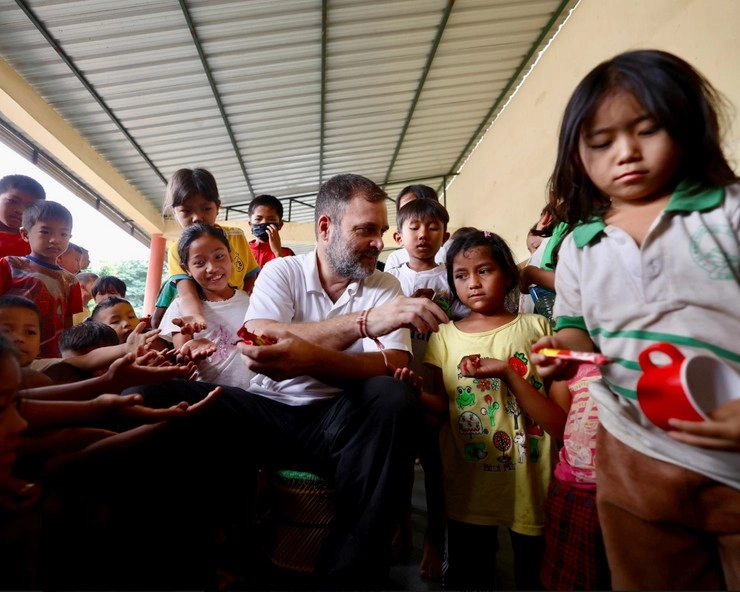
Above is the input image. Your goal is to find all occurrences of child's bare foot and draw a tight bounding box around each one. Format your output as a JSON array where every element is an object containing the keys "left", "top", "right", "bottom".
[
  {"left": 391, "top": 521, "right": 413, "bottom": 563},
  {"left": 419, "top": 531, "right": 444, "bottom": 581}
]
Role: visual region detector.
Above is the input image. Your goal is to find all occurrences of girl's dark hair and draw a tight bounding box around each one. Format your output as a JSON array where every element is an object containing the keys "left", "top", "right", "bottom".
[
  {"left": 177, "top": 223, "right": 231, "bottom": 269},
  {"left": 552, "top": 49, "right": 738, "bottom": 225},
  {"left": 163, "top": 168, "right": 221, "bottom": 215},
  {"left": 445, "top": 229, "right": 520, "bottom": 300},
  {"left": 177, "top": 224, "right": 232, "bottom": 300}
]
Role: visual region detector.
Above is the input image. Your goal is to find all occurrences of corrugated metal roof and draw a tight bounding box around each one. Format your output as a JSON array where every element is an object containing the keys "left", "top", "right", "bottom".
[{"left": 0, "top": 0, "right": 576, "bottom": 252}]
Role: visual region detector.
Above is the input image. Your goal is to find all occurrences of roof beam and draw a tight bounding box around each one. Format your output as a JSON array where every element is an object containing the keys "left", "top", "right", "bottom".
[
  {"left": 0, "top": 58, "right": 164, "bottom": 236},
  {"left": 14, "top": 0, "right": 167, "bottom": 186},
  {"left": 179, "top": 0, "right": 257, "bottom": 199},
  {"left": 319, "top": 0, "right": 329, "bottom": 186},
  {"left": 445, "top": 0, "right": 573, "bottom": 184},
  {"left": 383, "top": 0, "right": 455, "bottom": 186}
]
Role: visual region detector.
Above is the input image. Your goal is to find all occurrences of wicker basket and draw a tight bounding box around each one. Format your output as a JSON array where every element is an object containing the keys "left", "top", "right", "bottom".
[{"left": 263, "top": 470, "right": 337, "bottom": 573}]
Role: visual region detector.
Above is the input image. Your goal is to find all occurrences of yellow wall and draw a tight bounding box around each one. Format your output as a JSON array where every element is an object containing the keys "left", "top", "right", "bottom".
[{"left": 446, "top": 0, "right": 740, "bottom": 262}]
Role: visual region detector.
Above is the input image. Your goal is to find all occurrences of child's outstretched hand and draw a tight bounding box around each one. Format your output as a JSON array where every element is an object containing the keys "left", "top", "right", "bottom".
[
  {"left": 394, "top": 366, "right": 424, "bottom": 397},
  {"left": 666, "top": 399, "right": 740, "bottom": 451},
  {"left": 125, "top": 321, "right": 163, "bottom": 355},
  {"left": 103, "top": 351, "right": 198, "bottom": 390},
  {"left": 172, "top": 317, "right": 208, "bottom": 338},
  {"left": 94, "top": 393, "right": 189, "bottom": 423},
  {"left": 178, "top": 338, "right": 217, "bottom": 360}
]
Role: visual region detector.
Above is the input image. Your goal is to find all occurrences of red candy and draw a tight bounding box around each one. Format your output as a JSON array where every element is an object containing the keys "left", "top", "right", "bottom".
[{"left": 236, "top": 326, "right": 276, "bottom": 346}]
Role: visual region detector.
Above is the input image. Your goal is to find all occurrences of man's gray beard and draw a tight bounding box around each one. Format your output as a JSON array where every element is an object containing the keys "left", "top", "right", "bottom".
[{"left": 326, "top": 230, "right": 377, "bottom": 281}]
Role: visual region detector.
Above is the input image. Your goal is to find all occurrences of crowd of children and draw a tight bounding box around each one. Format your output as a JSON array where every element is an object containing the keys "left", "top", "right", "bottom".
[{"left": 0, "top": 47, "right": 738, "bottom": 591}]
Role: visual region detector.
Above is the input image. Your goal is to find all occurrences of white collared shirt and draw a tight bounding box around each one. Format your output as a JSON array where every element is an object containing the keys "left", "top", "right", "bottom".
[{"left": 245, "top": 249, "right": 412, "bottom": 405}]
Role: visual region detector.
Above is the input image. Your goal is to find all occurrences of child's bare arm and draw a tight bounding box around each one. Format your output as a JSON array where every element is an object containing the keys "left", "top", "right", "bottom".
[
  {"left": 666, "top": 399, "right": 740, "bottom": 451},
  {"left": 519, "top": 266, "right": 555, "bottom": 293},
  {"left": 460, "top": 356, "right": 568, "bottom": 439},
  {"left": 175, "top": 278, "right": 207, "bottom": 327},
  {"left": 545, "top": 379, "right": 573, "bottom": 441},
  {"left": 243, "top": 274, "right": 256, "bottom": 294},
  {"left": 393, "top": 365, "right": 449, "bottom": 418},
  {"left": 42, "top": 387, "right": 223, "bottom": 477},
  {"left": 21, "top": 352, "right": 197, "bottom": 401},
  {"left": 19, "top": 393, "right": 192, "bottom": 431},
  {"left": 60, "top": 324, "right": 162, "bottom": 371}
]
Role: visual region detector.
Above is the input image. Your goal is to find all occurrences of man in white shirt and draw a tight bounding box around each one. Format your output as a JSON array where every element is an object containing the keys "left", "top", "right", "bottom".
[{"left": 123, "top": 173, "right": 449, "bottom": 588}]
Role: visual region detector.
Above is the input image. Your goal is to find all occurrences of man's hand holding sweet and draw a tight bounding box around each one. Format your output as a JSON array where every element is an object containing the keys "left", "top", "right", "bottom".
[
  {"left": 366, "top": 295, "right": 449, "bottom": 337},
  {"left": 237, "top": 328, "right": 320, "bottom": 382}
]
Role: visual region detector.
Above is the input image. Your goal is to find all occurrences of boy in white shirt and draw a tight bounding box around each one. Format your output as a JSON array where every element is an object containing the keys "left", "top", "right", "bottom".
[{"left": 386, "top": 198, "right": 463, "bottom": 581}]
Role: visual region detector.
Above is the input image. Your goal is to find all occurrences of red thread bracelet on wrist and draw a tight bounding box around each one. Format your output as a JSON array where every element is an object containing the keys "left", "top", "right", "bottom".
[{"left": 357, "top": 307, "right": 393, "bottom": 374}]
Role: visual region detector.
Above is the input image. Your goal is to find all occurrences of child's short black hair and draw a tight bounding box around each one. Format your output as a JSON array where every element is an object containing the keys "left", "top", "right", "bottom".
[
  {"left": 91, "top": 296, "right": 132, "bottom": 321},
  {"left": 59, "top": 321, "right": 119, "bottom": 355},
  {"left": 394, "top": 184, "right": 439, "bottom": 212},
  {"left": 22, "top": 200, "right": 73, "bottom": 230},
  {"left": 248, "top": 194, "right": 284, "bottom": 219},
  {"left": 397, "top": 199, "right": 449, "bottom": 231},
  {"left": 92, "top": 276, "right": 127, "bottom": 299},
  {"left": 0, "top": 174, "right": 46, "bottom": 200},
  {"left": 0, "top": 295, "right": 40, "bottom": 323}
]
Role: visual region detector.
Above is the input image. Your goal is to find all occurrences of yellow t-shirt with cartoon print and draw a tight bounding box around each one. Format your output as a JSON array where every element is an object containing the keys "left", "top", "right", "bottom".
[{"left": 425, "top": 313, "right": 554, "bottom": 536}]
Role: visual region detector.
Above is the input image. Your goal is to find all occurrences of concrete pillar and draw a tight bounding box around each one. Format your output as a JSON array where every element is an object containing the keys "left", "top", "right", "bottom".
[{"left": 143, "top": 233, "right": 166, "bottom": 316}]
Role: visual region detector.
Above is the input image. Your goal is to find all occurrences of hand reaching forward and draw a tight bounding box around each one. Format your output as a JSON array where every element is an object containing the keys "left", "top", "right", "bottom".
[
  {"left": 125, "top": 321, "right": 164, "bottom": 355},
  {"left": 178, "top": 338, "right": 217, "bottom": 360},
  {"left": 103, "top": 351, "right": 197, "bottom": 391},
  {"left": 394, "top": 366, "right": 424, "bottom": 398},
  {"left": 172, "top": 317, "right": 208, "bottom": 339}
]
